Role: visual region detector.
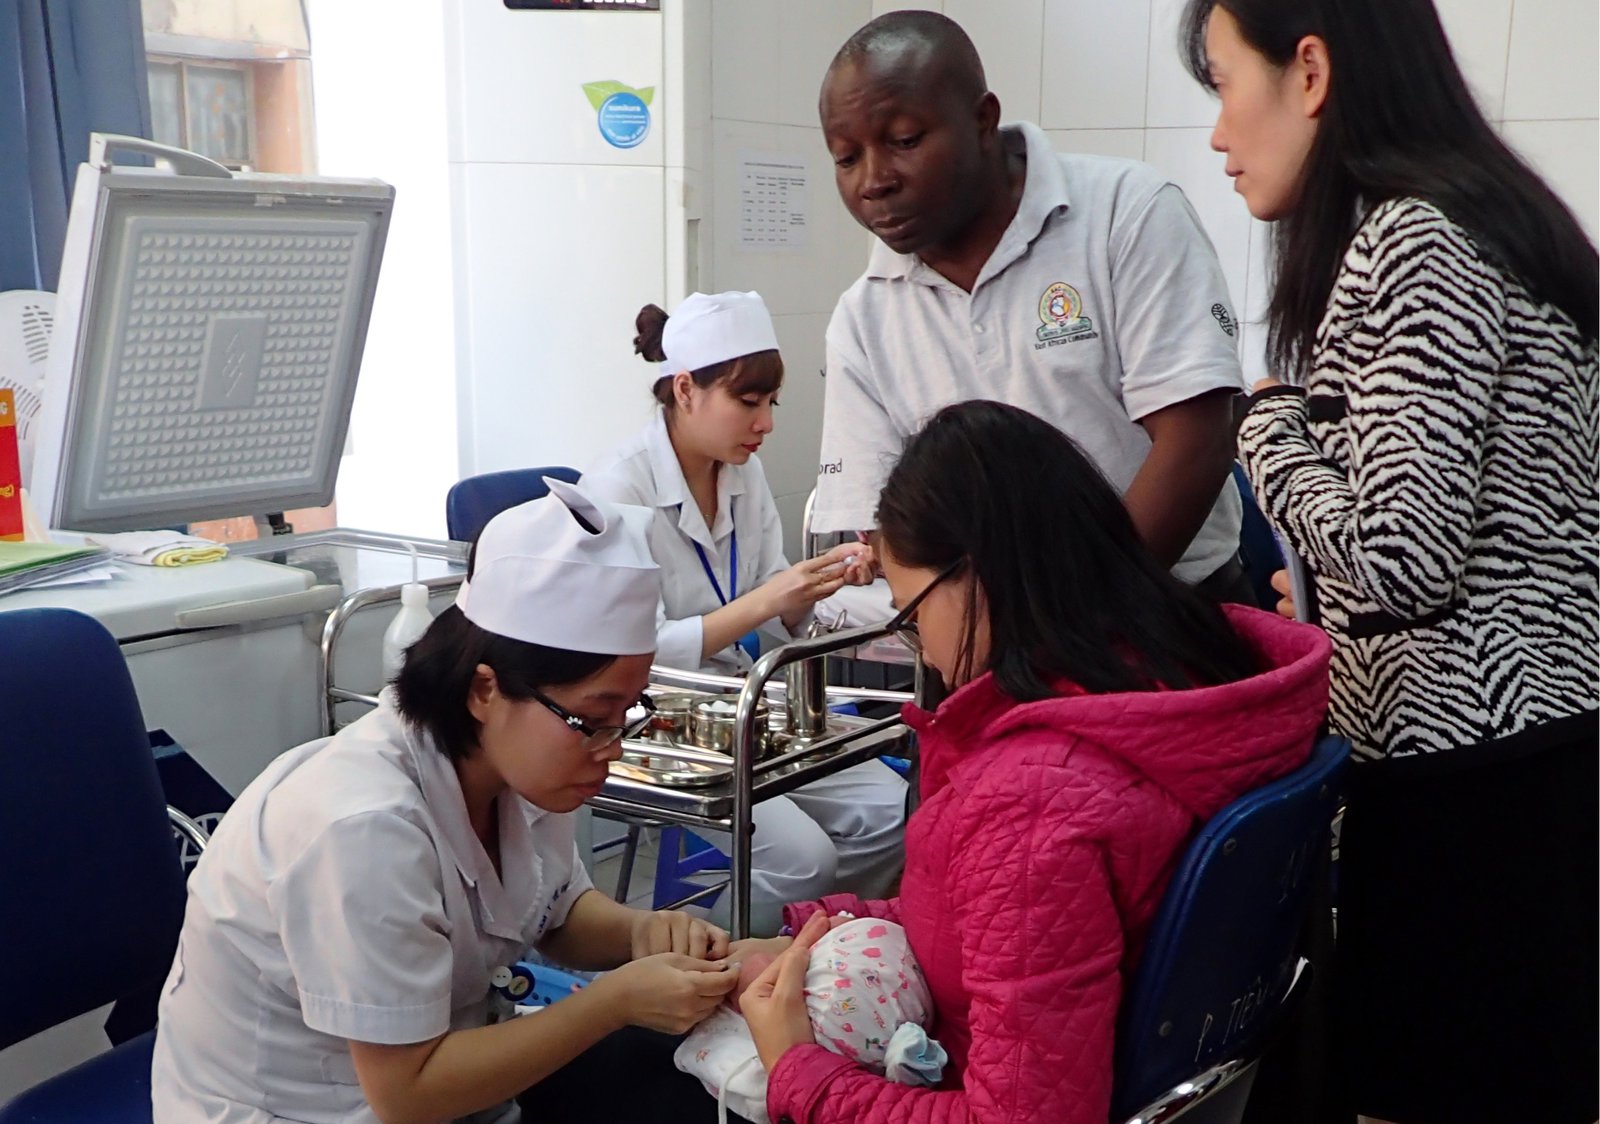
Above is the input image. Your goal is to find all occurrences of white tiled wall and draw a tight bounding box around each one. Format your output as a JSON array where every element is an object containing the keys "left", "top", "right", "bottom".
[
  {"left": 1500, "top": 0, "right": 1600, "bottom": 241},
  {"left": 702, "top": 0, "right": 1599, "bottom": 549},
  {"left": 705, "top": 0, "right": 874, "bottom": 559},
  {"left": 1435, "top": 0, "right": 1515, "bottom": 120},
  {"left": 1502, "top": 0, "right": 1597, "bottom": 121},
  {"left": 945, "top": 0, "right": 1046, "bottom": 124},
  {"left": 1041, "top": 1, "right": 1151, "bottom": 130}
]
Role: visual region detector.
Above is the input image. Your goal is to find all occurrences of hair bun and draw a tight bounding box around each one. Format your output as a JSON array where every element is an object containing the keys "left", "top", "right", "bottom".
[{"left": 633, "top": 303, "right": 669, "bottom": 362}]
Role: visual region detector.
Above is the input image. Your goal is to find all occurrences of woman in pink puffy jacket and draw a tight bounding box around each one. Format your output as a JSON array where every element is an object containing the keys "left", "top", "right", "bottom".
[{"left": 737, "top": 401, "right": 1331, "bottom": 1124}]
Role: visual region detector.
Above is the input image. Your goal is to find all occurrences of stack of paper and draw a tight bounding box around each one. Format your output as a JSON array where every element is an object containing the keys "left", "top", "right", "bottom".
[{"left": 0, "top": 541, "right": 114, "bottom": 596}]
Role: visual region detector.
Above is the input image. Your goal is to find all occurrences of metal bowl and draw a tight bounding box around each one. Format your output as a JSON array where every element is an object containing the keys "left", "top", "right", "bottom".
[
  {"left": 644, "top": 692, "right": 699, "bottom": 743},
  {"left": 689, "top": 696, "right": 772, "bottom": 758}
]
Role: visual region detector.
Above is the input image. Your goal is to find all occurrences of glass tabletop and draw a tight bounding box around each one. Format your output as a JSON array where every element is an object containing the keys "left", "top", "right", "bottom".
[{"left": 231, "top": 528, "right": 467, "bottom": 598}]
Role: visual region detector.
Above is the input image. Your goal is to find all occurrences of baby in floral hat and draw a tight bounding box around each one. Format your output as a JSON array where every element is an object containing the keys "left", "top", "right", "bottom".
[{"left": 675, "top": 916, "right": 946, "bottom": 1124}]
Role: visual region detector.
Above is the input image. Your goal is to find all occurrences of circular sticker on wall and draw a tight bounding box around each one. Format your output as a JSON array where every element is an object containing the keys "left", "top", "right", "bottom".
[{"left": 597, "top": 91, "right": 650, "bottom": 149}]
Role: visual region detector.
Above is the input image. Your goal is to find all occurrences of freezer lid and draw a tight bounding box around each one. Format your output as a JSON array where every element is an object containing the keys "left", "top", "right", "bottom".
[
  {"left": 0, "top": 556, "right": 329, "bottom": 640},
  {"left": 30, "top": 135, "right": 394, "bottom": 534}
]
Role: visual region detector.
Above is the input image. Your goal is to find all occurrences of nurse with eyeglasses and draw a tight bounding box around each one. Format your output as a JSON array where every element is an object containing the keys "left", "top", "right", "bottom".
[{"left": 151, "top": 480, "right": 754, "bottom": 1123}]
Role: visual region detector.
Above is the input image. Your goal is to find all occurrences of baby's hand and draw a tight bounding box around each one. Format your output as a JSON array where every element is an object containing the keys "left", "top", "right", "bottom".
[{"left": 729, "top": 952, "right": 778, "bottom": 1014}]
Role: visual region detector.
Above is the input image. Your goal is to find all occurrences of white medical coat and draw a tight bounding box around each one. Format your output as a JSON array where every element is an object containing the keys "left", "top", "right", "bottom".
[
  {"left": 584, "top": 411, "right": 907, "bottom": 926},
  {"left": 150, "top": 691, "right": 593, "bottom": 1123},
  {"left": 584, "top": 408, "right": 797, "bottom": 675}
]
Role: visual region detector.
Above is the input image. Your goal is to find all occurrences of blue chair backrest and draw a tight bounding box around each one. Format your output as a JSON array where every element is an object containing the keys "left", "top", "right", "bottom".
[
  {"left": 1233, "top": 463, "right": 1285, "bottom": 612},
  {"left": 1111, "top": 733, "right": 1349, "bottom": 1118},
  {"left": 0, "top": 608, "right": 188, "bottom": 1050},
  {"left": 445, "top": 466, "right": 582, "bottom": 544}
]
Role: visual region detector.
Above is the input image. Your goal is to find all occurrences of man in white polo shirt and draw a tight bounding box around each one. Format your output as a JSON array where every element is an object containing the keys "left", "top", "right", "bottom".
[{"left": 814, "top": 11, "right": 1250, "bottom": 599}]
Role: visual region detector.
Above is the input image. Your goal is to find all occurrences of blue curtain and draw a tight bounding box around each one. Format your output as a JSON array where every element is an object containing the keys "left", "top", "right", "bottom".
[{"left": 0, "top": 0, "right": 150, "bottom": 292}]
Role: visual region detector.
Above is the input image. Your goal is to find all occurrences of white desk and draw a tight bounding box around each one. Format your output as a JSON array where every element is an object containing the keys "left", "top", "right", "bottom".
[
  {"left": 0, "top": 557, "right": 333, "bottom": 794},
  {"left": 0, "top": 529, "right": 468, "bottom": 796}
]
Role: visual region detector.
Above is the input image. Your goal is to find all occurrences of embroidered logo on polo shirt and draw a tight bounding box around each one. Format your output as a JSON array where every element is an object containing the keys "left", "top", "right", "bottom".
[
  {"left": 1211, "top": 302, "right": 1237, "bottom": 337},
  {"left": 1034, "top": 282, "right": 1098, "bottom": 348}
]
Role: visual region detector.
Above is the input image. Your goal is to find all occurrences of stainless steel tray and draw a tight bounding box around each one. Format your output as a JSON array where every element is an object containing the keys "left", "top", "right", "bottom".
[
  {"left": 608, "top": 692, "right": 870, "bottom": 791},
  {"left": 594, "top": 615, "right": 926, "bottom": 937},
  {"left": 612, "top": 748, "right": 730, "bottom": 789},
  {"left": 591, "top": 717, "right": 908, "bottom": 822}
]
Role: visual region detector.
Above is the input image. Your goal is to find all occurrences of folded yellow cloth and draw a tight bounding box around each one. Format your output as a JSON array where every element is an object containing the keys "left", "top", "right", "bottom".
[
  {"left": 152, "top": 544, "right": 229, "bottom": 567},
  {"left": 85, "top": 530, "right": 229, "bottom": 567}
]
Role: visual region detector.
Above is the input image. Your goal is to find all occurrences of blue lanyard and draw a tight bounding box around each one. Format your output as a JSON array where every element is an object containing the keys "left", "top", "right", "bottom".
[
  {"left": 687, "top": 515, "right": 759, "bottom": 660},
  {"left": 692, "top": 533, "right": 737, "bottom": 605}
]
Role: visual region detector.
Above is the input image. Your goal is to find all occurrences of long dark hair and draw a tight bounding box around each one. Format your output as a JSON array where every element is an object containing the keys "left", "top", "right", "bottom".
[
  {"left": 874, "top": 401, "right": 1259, "bottom": 700},
  {"left": 632, "top": 303, "right": 784, "bottom": 411},
  {"left": 1182, "top": 0, "right": 1598, "bottom": 378}
]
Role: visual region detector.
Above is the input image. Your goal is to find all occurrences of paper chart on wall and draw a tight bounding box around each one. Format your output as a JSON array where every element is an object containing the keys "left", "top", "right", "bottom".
[{"left": 737, "top": 151, "right": 809, "bottom": 252}]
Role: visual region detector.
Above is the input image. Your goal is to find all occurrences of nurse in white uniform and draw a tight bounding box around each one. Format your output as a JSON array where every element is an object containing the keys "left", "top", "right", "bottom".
[
  {"left": 584, "top": 291, "right": 907, "bottom": 936},
  {"left": 151, "top": 481, "right": 742, "bottom": 1123}
]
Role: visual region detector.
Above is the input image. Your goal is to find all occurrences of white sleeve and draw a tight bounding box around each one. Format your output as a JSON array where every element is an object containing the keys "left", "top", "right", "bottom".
[
  {"left": 269, "top": 811, "right": 453, "bottom": 1045},
  {"left": 755, "top": 464, "right": 805, "bottom": 645},
  {"left": 651, "top": 517, "right": 713, "bottom": 671},
  {"left": 752, "top": 459, "right": 793, "bottom": 586},
  {"left": 585, "top": 464, "right": 705, "bottom": 669},
  {"left": 654, "top": 604, "right": 706, "bottom": 673},
  {"left": 577, "top": 464, "right": 646, "bottom": 506},
  {"left": 812, "top": 300, "right": 903, "bottom": 534},
  {"left": 1111, "top": 184, "right": 1247, "bottom": 421}
]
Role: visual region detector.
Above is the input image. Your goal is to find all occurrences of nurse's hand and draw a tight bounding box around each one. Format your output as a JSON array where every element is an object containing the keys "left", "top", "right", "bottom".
[
  {"left": 742, "top": 911, "right": 828, "bottom": 1071},
  {"left": 630, "top": 908, "right": 730, "bottom": 961},
  {"left": 760, "top": 545, "right": 857, "bottom": 622},
  {"left": 598, "top": 953, "right": 740, "bottom": 1035},
  {"left": 837, "top": 541, "right": 877, "bottom": 586}
]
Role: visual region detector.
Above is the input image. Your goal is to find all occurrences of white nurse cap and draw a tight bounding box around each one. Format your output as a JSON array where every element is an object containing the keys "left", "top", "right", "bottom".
[
  {"left": 455, "top": 478, "right": 660, "bottom": 655},
  {"left": 658, "top": 290, "right": 779, "bottom": 380}
]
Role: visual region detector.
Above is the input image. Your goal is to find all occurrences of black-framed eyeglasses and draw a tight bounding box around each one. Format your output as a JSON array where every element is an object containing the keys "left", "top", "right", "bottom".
[
  {"left": 885, "top": 558, "right": 965, "bottom": 655},
  {"left": 529, "top": 690, "right": 656, "bottom": 753}
]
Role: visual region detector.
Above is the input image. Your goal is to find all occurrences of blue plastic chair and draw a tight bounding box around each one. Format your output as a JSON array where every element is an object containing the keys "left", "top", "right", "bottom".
[
  {"left": 649, "top": 828, "right": 731, "bottom": 910},
  {"left": 1111, "top": 733, "right": 1349, "bottom": 1123},
  {"left": 444, "top": 467, "right": 728, "bottom": 909},
  {"left": 1232, "top": 463, "right": 1285, "bottom": 613},
  {"left": 0, "top": 609, "right": 191, "bottom": 1123},
  {"left": 444, "top": 465, "right": 583, "bottom": 543}
]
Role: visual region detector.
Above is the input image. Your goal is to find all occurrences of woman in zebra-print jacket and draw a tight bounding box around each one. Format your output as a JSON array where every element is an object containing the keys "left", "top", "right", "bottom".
[{"left": 1184, "top": 1, "right": 1596, "bottom": 1122}]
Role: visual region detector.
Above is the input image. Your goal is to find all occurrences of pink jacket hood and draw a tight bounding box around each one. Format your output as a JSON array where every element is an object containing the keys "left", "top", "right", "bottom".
[{"left": 909, "top": 603, "right": 1332, "bottom": 821}]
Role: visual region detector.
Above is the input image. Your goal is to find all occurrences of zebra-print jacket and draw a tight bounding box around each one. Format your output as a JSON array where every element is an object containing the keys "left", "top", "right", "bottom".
[{"left": 1238, "top": 197, "right": 1597, "bottom": 760}]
